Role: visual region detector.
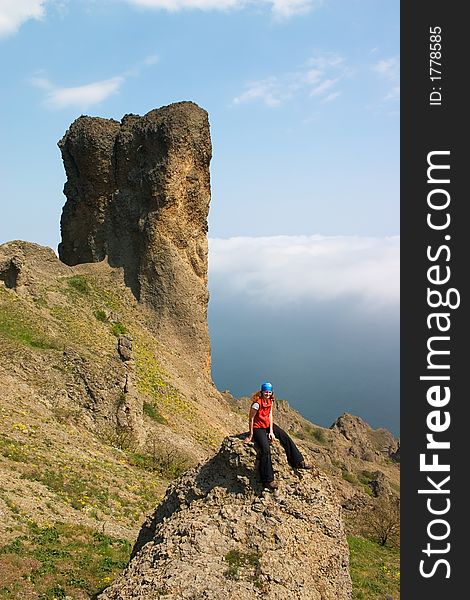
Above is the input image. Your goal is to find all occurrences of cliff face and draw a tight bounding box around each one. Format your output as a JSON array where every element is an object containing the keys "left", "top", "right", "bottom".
[
  {"left": 99, "top": 436, "right": 352, "bottom": 600},
  {"left": 58, "top": 102, "right": 212, "bottom": 375}
]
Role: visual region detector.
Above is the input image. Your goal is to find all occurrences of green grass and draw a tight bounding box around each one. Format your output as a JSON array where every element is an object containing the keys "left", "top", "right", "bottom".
[
  {"left": 2, "top": 427, "right": 163, "bottom": 523},
  {"left": 0, "top": 304, "right": 58, "bottom": 350},
  {"left": 358, "top": 471, "right": 376, "bottom": 496},
  {"left": 297, "top": 422, "right": 329, "bottom": 445},
  {"left": 348, "top": 535, "right": 400, "bottom": 599},
  {"left": 342, "top": 470, "right": 357, "bottom": 484},
  {"left": 0, "top": 521, "right": 131, "bottom": 599},
  {"left": 224, "top": 549, "right": 261, "bottom": 582},
  {"left": 111, "top": 322, "right": 127, "bottom": 337},
  {"left": 66, "top": 275, "right": 91, "bottom": 295},
  {"left": 22, "top": 468, "right": 110, "bottom": 512},
  {"left": 0, "top": 435, "right": 29, "bottom": 463},
  {"left": 33, "top": 296, "right": 48, "bottom": 309},
  {"left": 133, "top": 342, "right": 194, "bottom": 420},
  {"left": 143, "top": 402, "right": 167, "bottom": 424},
  {"left": 310, "top": 427, "right": 327, "bottom": 444},
  {"left": 94, "top": 309, "right": 108, "bottom": 323}
]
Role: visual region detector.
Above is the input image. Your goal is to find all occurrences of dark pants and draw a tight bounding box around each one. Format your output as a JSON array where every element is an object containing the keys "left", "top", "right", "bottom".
[{"left": 252, "top": 424, "right": 304, "bottom": 485}]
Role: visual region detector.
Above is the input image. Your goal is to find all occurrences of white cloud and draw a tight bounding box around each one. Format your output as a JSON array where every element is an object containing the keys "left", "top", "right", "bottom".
[
  {"left": 385, "top": 85, "right": 400, "bottom": 101},
  {"left": 29, "top": 75, "right": 53, "bottom": 91},
  {"left": 270, "top": 0, "right": 322, "bottom": 19},
  {"left": 0, "top": 0, "right": 46, "bottom": 38},
  {"left": 127, "top": 0, "right": 243, "bottom": 9},
  {"left": 302, "top": 68, "right": 322, "bottom": 84},
  {"left": 143, "top": 54, "right": 159, "bottom": 66},
  {"left": 127, "top": 0, "right": 322, "bottom": 18},
  {"left": 322, "top": 90, "right": 341, "bottom": 103},
  {"left": 310, "top": 77, "right": 338, "bottom": 96},
  {"left": 308, "top": 52, "right": 344, "bottom": 69},
  {"left": 373, "top": 57, "right": 399, "bottom": 78},
  {"left": 31, "top": 75, "right": 125, "bottom": 109},
  {"left": 372, "top": 56, "right": 400, "bottom": 104},
  {"left": 0, "top": 0, "right": 321, "bottom": 39},
  {"left": 233, "top": 76, "right": 290, "bottom": 107},
  {"left": 31, "top": 54, "right": 158, "bottom": 110},
  {"left": 209, "top": 235, "right": 399, "bottom": 310},
  {"left": 233, "top": 52, "right": 345, "bottom": 107}
]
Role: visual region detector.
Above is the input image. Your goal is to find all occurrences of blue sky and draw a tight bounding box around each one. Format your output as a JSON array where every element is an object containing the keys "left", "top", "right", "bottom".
[{"left": 0, "top": 0, "right": 400, "bottom": 434}]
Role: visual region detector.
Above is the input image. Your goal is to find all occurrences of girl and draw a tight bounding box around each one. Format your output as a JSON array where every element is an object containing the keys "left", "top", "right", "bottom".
[{"left": 244, "top": 381, "right": 312, "bottom": 490}]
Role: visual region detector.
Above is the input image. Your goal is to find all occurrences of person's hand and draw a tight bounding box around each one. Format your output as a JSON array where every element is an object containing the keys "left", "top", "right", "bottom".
[
  {"left": 244, "top": 435, "right": 253, "bottom": 443},
  {"left": 268, "top": 431, "right": 276, "bottom": 441}
]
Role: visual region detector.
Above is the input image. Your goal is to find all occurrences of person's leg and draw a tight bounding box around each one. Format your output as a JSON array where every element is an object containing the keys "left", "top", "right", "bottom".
[
  {"left": 273, "top": 423, "right": 304, "bottom": 468},
  {"left": 252, "top": 428, "right": 274, "bottom": 484}
]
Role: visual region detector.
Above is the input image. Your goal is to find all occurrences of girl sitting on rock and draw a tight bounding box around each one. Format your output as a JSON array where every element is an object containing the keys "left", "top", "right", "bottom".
[{"left": 244, "top": 381, "right": 312, "bottom": 490}]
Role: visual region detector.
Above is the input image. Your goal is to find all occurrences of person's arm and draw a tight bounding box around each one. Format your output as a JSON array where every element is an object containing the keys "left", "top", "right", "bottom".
[
  {"left": 244, "top": 405, "right": 258, "bottom": 442},
  {"left": 268, "top": 405, "right": 276, "bottom": 440}
]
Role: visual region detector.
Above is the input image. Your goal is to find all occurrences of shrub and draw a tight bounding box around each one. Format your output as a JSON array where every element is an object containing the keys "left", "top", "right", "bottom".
[
  {"left": 111, "top": 322, "right": 127, "bottom": 337},
  {"left": 311, "top": 427, "right": 327, "bottom": 444},
  {"left": 342, "top": 469, "right": 357, "bottom": 484},
  {"left": 363, "top": 495, "right": 400, "bottom": 547},
  {"left": 126, "top": 441, "right": 192, "bottom": 479},
  {"left": 66, "top": 275, "right": 90, "bottom": 295},
  {"left": 94, "top": 309, "right": 108, "bottom": 322}
]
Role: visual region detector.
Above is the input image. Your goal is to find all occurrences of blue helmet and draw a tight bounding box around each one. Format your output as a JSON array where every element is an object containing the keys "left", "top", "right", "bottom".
[{"left": 261, "top": 381, "right": 273, "bottom": 391}]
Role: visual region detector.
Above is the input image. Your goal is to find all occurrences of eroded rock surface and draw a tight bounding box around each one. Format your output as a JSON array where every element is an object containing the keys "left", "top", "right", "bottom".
[
  {"left": 58, "top": 102, "right": 212, "bottom": 374},
  {"left": 330, "top": 413, "right": 399, "bottom": 462},
  {"left": 99, "top": 436, "right": 352, "bottom": 600}
]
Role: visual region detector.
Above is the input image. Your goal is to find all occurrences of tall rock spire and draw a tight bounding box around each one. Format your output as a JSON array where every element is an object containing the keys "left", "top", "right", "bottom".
[{"left": 58, "top": 102, "right": 213, "bottom": 374}]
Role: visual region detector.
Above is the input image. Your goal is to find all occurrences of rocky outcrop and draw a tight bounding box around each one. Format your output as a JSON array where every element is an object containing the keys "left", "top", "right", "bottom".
[
  {"left": 58, "top": 102, "right": 212, "bottom": 374},
  {"left": 0, "top": 240, "right": 69, "bottom": 295},
  {"left": 99, "top": 436, "right": 352, "bottom": 600},
  {"left": 0, "top": 241, "right": 144, "bottom": 442},
  {"left": 330, "top": 413, "right": 399, "bottom": 462}
]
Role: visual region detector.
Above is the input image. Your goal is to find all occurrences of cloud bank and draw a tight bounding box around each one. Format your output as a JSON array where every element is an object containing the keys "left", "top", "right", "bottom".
[
  {"left": 208, "top": 235, "right": 400, "bottom": 434},
  {"left": 209, "top": 235, "right": 399, "bottom": 309}
]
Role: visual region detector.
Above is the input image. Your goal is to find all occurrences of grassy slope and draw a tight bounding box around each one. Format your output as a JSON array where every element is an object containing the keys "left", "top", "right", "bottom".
[
  {"left": 0, "top": 264, "right": 227, "bottom": 598},
  {"left": 348, "top": 535, "right": 400, "bottom": 600}
]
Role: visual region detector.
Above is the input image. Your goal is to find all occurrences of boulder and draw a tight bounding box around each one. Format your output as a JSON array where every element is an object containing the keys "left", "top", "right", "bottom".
[{"left": 99, "top": 436, "right": 352, "bottom": 600}]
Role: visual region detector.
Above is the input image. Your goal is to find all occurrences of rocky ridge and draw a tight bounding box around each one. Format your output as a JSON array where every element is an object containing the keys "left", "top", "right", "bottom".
[
  {"left": 223, "top": 393, "right": 400, "bottom": 532},
  {"left": 99, "top": 436, "right": 352, "bottom": 600}
]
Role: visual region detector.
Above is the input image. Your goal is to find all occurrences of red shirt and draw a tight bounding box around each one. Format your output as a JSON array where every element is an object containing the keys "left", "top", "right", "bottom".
[{"left": 251, "top": 396, "right": 273, "bottom": 429}]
